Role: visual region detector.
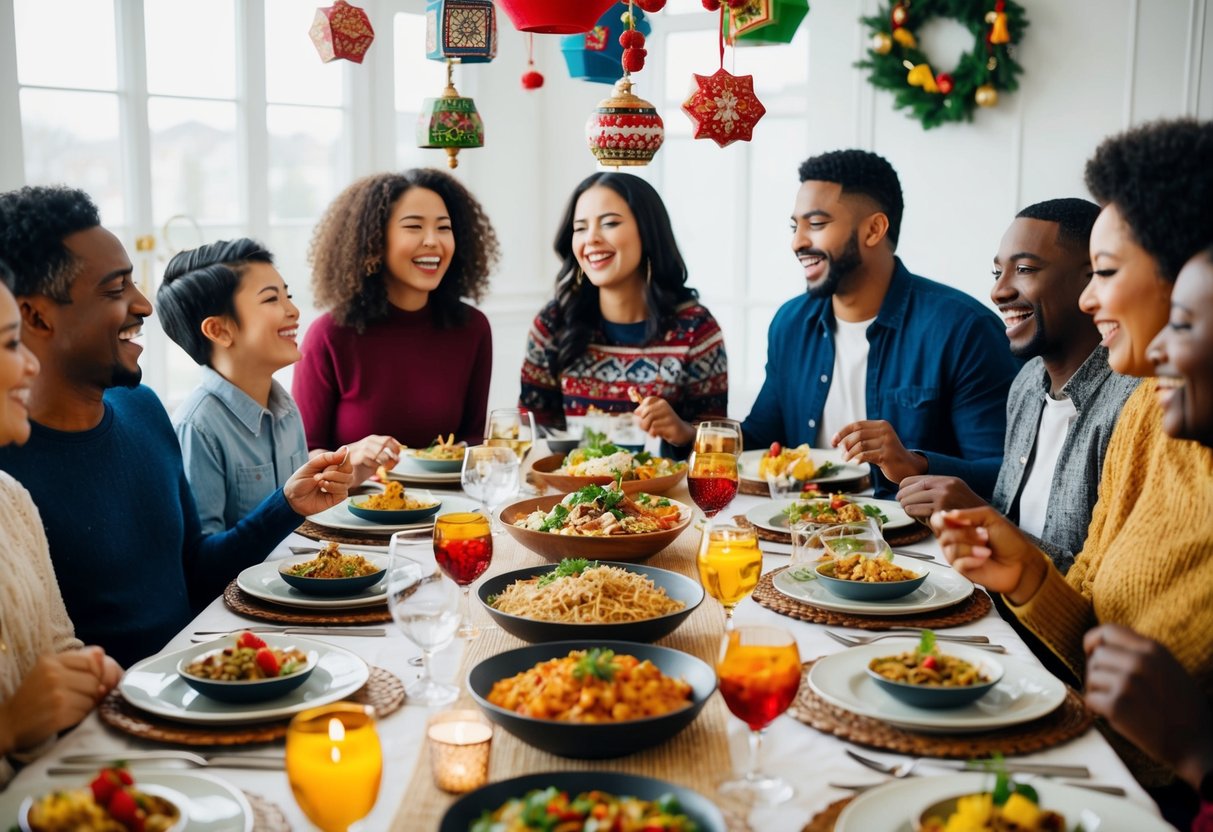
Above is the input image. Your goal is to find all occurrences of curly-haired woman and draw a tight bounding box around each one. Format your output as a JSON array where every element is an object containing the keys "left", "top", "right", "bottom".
[
  {"left": 520, "top": 173, "right": 727, "bottom": 455},
  {"left": 294, "top": 169, "right": 500, "bottom": 450}
]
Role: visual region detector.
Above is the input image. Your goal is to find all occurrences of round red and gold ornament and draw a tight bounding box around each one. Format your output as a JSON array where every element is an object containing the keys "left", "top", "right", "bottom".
[{"left": 585, "top": 77, "right": 664, "bottom": 166}]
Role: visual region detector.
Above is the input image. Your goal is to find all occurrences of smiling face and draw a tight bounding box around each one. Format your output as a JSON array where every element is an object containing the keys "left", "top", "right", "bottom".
[
  {"left": 383, "top": 187, "right": 454, "bottom": 310},
  {"left": 1147, "top": 251, "right": 1213, "bottom": 446},
  {"left": 571, "top": 185, "right": 645, "bottom": 292},
  {"left": 790, "top": 180, "right": 866, "bottom": 299},
  {"left": 991, "top": 217, "right": 1095, "bottom": 360},
  {"left": 1079, "top": 204, "right": 1172, "bottom": 377},
  {"left": 0, "top": 283, "right": 40, "bottom": 446},
  {"left": 222, "top": 263, "right": 301, "bottom": 372}
]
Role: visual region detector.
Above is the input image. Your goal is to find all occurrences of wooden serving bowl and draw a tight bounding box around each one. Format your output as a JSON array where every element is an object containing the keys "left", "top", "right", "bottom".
[
  {"left": 529, "top": 454, "right": 687, "bottom": 496},
  {"left": 498, "top": 494, "right": 692, "bottom": 563}
]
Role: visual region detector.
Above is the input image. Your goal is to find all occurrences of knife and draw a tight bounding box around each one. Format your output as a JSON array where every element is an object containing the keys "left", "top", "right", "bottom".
[
  {"left": 929, "top": 760, "right": 1091, "bottom": 778},
  {"left": 190, "top": 627, "right": 385, "bottom": 637}
]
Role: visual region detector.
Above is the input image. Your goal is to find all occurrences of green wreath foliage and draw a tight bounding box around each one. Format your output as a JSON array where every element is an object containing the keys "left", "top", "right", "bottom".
[{"left": 857, "top": 0, "right": 1028, "bottom": 129}]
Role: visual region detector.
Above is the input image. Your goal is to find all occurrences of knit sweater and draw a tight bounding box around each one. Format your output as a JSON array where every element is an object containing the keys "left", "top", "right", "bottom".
[{"left": 0, "top": 471, "right": 81, "bottom": 786}]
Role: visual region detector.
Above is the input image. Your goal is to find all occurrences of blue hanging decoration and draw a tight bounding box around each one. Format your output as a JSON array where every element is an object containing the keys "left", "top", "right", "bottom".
[
  {"left": 426, "top": 0, "right": 497, "bottom": 63},
  {"left": 561, "top": 1, "right": 650, "bottom": 85}
]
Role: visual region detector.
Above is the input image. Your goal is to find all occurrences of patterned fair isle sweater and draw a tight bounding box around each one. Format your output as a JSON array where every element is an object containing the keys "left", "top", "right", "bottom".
[
  {"left": 519, "top": 300, "right": 729, "bottom": 431},
  {"left": 1007, "top": 383, "right": 1213, "bottom": 783}
]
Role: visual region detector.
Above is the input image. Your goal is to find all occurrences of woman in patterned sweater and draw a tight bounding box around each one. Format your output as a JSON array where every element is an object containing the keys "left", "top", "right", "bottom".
[{"left": 520, "top": 173, "right": 728, "bottom": 455}]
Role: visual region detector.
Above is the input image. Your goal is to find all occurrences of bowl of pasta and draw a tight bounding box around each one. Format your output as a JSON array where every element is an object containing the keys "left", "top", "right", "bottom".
[
  {"left": 176, "top": 632, "right": 318, "bottom": 703},
  {"left": 866, "top": 633, "right": 1004, "bottom": 709},
  {"left": 499, "top": 486, "right": 693, "bottom": 563},
  {"left": 478, "top": 559, "right": 704, "bottom": 643},
  {"left": 530, "top": 449, "right": 687, "bottom": 496},
  {"left": 277, "top": 544, "right": 388, "bottom": 596},
  {"left": 410, "top": 434, "right": 466, "bottom": 472},
  {"left": 814, "top": 554, "right": 927, "bottom": 601},
  {"left": 467, "top": 641, "right": 716, "bottom": 758},
  {"left": 346, "top": 482, "right": 441, "bottom": 524}
]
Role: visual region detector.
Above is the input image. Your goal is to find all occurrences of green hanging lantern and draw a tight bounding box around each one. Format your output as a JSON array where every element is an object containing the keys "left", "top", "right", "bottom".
[
  {"left": 417, "top": 60, "right": 484, "bottom": 168},
  {"left": 726, "top": 0, "right": 808, "bottom": 46}
]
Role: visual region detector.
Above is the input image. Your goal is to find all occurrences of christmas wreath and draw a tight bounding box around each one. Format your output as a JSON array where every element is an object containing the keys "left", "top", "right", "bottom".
[{"left": 858, "top": 0, "right": 1027, "bottom": 129}]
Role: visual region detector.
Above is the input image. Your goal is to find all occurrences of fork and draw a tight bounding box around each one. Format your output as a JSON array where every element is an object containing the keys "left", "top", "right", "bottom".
[
  {"left": 54, "top": 750, "right": 284, "bottom": 770},
  {"left": 846, "top": 749, "right": 1090, "bottom": 779},
  {"left": 828, "top": 781, "right": 1125, "bottom": 796},
  {"left": 825, "top": 630, "right": 998, "bottom": 648}
]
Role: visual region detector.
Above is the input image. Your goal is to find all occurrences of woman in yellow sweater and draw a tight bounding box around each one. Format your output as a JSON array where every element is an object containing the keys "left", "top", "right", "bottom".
[{"left": 931, "top": 120, "right": 1213, "bottom": 785}]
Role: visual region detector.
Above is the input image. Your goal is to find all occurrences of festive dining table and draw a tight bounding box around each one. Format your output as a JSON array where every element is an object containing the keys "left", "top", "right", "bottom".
[{"left": 4, "top": 448, "right": 1163, "bottom": 831}]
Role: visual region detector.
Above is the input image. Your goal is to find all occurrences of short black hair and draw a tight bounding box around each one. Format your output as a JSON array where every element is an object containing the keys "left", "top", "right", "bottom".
[
  {"left": 1085, "top": 118, "right": 1213, "bottom": 282},
  {"left": 1016, "top": 198, "right": 1101, "bottom": 252},
  {"left": 157, "top": 239, "right": 274, "bottom": 366},
  {"left": 0, "top": 259, "right": 14, "bottom": 293},
  {"left": 0, "top": 186, "right": 101, "bottom": 301},
  {"left": 797, "top": 149, "right": 904, "bottom": 248}
]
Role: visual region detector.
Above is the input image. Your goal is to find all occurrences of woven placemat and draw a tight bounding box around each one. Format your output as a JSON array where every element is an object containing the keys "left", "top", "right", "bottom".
[
  {"left": 295, "top": 520, "right": 395, "bottom": 547},
  {"left": 802, "top": 797, "right": 854, "bottom": 832},
  {"left": 733, "top": 515, "right": 933, "bottom": 548},
  {"left": 739, "top": 475, "right": 870, "bottom": 497},
  {"left": 752, "top": 567, "right": 993, "bottom": 631},
  {"left": 790, "top": 660, "right": 1094, "bottom": 758},
  {"left": 223, "top": 581, "right": 392, "bottom": 624},
  {"left": 98, "top": 666, "right": 406, "bottom": 745},
  {"left": 245, "top": 792, "right": 290, "bottom": 832}
]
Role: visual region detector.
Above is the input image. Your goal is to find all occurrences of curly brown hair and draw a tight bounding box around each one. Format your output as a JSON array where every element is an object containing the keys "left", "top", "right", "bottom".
[{"left": 309, "top": 169, "right": 500, "bottom": 332}]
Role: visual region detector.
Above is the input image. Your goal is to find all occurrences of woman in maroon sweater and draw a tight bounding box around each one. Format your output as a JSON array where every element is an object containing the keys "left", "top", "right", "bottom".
[{"left": 294, "top": 170, "right": 500, "bottom": 450}]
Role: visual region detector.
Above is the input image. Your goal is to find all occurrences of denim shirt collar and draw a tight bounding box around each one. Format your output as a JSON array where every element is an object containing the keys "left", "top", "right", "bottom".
[
  {"left": 810, "top": 256, "right": 913, "bottom": 335},
  {"left": 199, "top": 366, "right": 294, "bottom": 437}
]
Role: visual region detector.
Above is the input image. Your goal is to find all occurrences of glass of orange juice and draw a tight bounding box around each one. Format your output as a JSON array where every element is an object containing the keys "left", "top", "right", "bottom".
[
  {"left": 696, "top": 520, "right": 762, "bottom": 628},
  {"left": 716, "top": 625, "right": 801, "bottom": 806},
  {"left": 286, "top": 703, "right": 382, "bottom": 831}
]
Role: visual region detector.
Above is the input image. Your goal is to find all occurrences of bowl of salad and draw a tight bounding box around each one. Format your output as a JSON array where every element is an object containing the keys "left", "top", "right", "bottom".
[
  {"left": 177, "top": 632, "right": 318, "bottom": 703},
  {"left": 530, "top": 432, "right": 686, "bottom": 496}
]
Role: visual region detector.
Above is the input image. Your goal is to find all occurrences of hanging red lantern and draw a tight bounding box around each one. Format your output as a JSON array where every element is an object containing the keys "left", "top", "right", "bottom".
[
  {"left": 681, "top": 68, "right": 766, "bottom": 147},
  {"left": 497, "top": 0, "right": 617, "bottom": 34},
  {"left": 309, "top": 0, "right": 375, "bottom": 64}
]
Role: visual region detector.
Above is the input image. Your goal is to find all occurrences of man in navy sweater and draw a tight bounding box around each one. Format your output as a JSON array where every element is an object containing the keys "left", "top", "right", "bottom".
[
  {"left": 0, "top": 186, "right": 353, "bottom": 667},
  {"left": 742, "top": 150, "right": 1020, "bottom": 497}
]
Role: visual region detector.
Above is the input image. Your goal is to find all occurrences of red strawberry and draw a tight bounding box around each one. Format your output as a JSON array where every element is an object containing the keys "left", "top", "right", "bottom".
[
  {"left": 237, "top": 631, "right": 266, "bottom": 650},
  {"left": 255, "top": 647, "right": 281, "bottom": 676},
  {"left": 768, "top": 442, "right": 781, "bottom": 458},
  {"left": 830, "top": 496, "right": 848, "bottom": 510},
  {"left": 107, "top": 788, "right": 140, "bottom": 830},
  {"left": 921, "top": 655, "right": 939, "bottom": 671},
  {"left": 90, "top": 769, "right": 120, "bottom": 804}
]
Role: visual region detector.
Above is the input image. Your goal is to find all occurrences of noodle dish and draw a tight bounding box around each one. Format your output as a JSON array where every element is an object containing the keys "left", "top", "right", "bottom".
[{"left": 867, "top": 631, "right": 1003, "bottom": 709}]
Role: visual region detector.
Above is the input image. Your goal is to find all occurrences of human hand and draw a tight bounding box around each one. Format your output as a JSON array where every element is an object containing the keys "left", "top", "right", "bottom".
[
  {"left": 347, "top": 435, "right": 401, "bottom": 486},
  {"left": 284, "top": 447, "right": 354, "bottom": 515},
  {"left": 633, "top": 395, "right": 695, "bottom": 447},
  {"left": 1084, "top": 624, "right": 1213, "bottom": 790},
  {"left": 0, "top": 647, "right": 111, "bottom": 754},
  {"left": 929, "top": 507, "right": 1048, "bottom": 603},
  {"left": 832, "top": 420, "right": 927, "bottom": 484},
  {"left": 897, "top": 475, "right": 986, "bottom": 519}
]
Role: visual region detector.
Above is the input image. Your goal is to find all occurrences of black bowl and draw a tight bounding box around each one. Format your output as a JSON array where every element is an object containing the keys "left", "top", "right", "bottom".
[
  {"left": 545, "top": 437, "right": 582, "bottom": 455},
  {"left": 467, "top": 640, "right": 716, "bottom": 759},
  {"left": 439, "top": 770, "right": 727, "bottom": 832},
  {"left": 477, "top": 561, "right": 704, "bottom": 643}
]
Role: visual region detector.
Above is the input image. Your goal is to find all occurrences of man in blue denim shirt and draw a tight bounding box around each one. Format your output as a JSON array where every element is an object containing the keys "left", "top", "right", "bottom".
[{"left": 742, "top": 150, "right": 1019, "bottom": 498}]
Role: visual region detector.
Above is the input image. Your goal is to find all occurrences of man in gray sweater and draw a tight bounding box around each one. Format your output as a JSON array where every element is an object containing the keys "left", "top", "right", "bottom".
[{"left": 897, "top": 198, "right": 1139, "bottom": 573}]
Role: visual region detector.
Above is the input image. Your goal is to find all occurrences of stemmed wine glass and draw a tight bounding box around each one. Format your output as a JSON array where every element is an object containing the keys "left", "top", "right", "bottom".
[
  {"left": 286, "top": 702, "right": 382, "bottom": 832},
  {"left": 696, "top": 519, "right": 762, "bottom": 629},
  {"left": 485, "top": 408, "right": 536, "bottom": 493},
  {"left": 386, "top": 532, "right": 461, "bottom": 706},
  {"left": 686, "top": 451, "right": 740, "bottom": 524},
  {"left": 716, "top": 625, "right": 802, "bottom": 806},
  {"left": 693, "top": 420, "right": 744, "bottom": 457},
  {"left": 433, "top": 511, "right": 493, "bottom": 640},
  {"left": 460, "top": 444, "right": 520, "bottom": 534}
]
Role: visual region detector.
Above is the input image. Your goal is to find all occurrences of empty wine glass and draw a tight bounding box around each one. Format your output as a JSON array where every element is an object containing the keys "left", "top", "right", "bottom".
[
  {"left": 460, "top": 444, "right": 520, "bottom": 534},
  {"left": 387, "top": 532, "right": 461, "bottom": 706}
]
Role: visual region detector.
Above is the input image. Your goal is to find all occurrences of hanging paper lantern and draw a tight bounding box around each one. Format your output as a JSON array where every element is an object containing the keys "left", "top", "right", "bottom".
[
  {"left": 426, "top": 0, "right": 496, "bottom": 63},
  {"left": 561, "top": 2, "right": 651, "bottom": 85},
  {"left": 309, "top": 1, "right": 375, "bottom": 64},
  {"left": 497, "top": 0, "right": 617, "bottom": 35},
  {"left": 585, "top": 78, "right": 664, "bottom": 167},
  {"left": 681, "top": 68, "right": 766, "bottom": 147},
  {"left": 726, "top": 0, "right": 808, "bottom": 46},
  {"left": 417, "top": 61, "right": 484, "bottom": 168}
]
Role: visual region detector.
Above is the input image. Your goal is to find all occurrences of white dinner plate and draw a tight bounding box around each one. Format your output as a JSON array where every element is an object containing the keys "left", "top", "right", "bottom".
[
  {"left": 237, "top": 554, "right": 389, "bottom": 609},
  {"left": 808, "top": 639, "right": 1066, "bottom": 733},
  {"left": 835, "top": 772, "right": 1169, "bottom": 832},
  {"left": 1, "top": 771, "right": 254, "bottom": 832},
  {"left": 306, "top": 494, "right": 482, "bottom": 534},
  {"left": 746, "top": 496, "right": 915, "bottom": 534},
  {"left": 772, "top": 557, "right": 973, "bottom": 616},
  {"left": 386, "top": 453, "right": 463, "bottom": 483},
  {"left": 737, "top": 447, "right": 868, "bottom": 488},
  {"left": 120, "top": 634, "right": 370, "bottom": 725}
]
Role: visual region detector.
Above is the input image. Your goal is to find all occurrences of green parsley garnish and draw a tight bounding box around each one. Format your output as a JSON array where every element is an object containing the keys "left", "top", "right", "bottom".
[
  {"left": 572, "top": 648, "right": 619, "bottom": 682},
  {"left": 536, "top": 558, "right": 599, "bottom": 587}
]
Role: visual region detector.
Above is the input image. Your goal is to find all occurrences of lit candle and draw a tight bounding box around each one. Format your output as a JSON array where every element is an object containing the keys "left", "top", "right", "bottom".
[{"left": 426, "top": 710, "right": 493, "bottom": 793}]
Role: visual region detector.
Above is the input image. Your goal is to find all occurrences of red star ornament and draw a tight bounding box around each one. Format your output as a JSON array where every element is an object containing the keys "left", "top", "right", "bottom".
[{"left": 680, "top": 68, "right": 766, "bottom": 147}]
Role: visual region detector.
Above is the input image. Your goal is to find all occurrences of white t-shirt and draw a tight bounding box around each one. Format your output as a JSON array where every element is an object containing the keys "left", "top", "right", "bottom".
[
  {"left": 1017, "top": 393, "right": 1079, "bottom": 539},
  {"left": 818, "top": 317, "right": 875, "bottom": 448}
]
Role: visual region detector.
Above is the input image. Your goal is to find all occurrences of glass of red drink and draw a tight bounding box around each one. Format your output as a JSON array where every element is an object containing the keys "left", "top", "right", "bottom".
[
  {"left": 687, "top": 451, "right": 740, "bottom": 522},
  {"left": 433, "top": 512, "right": 493, "bottom": 639}
]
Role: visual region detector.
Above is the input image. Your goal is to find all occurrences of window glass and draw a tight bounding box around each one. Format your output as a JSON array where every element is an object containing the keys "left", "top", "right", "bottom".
[
  {"left": 14, "top": 0, "right": 117, "bottom": 90},
  {"left": 266, "top": 0, "right": 343, "bottom": 106},
  {"left": 665, "top": 0, "right": 711, "bottom": 14},
  {"left": 148, "top": 97, "right": 240, "bottom": 223},
  {"left": 268, "top": 105, "right": 344, "bottom": 222},
  {"left": 747, "top": 117, "right": 807, "bottom": 302},
  {"left": 144, "top": 0, "right": 237, "bottom": 99},
  {"left": 20, "top": 89, "right": 125, "bottom": 225},
  {"left": 661, "top": 136, "right": 738, "bottom": 298},
  {"left": 734, "top": 26, "right": 808, "bottom": 116},
  {"left": 394, "top": 11, "right": 453, "bottom": 169}
]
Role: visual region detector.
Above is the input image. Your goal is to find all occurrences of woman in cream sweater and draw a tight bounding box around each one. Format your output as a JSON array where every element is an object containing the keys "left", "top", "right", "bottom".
[{"left": 0, "top": 261, "right": 122, "bottom": 785}]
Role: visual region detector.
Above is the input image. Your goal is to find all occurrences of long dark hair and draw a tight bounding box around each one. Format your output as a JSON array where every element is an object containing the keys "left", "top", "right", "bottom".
[{"left": 551, "top": 172, "right": 696, "bottom": 374}]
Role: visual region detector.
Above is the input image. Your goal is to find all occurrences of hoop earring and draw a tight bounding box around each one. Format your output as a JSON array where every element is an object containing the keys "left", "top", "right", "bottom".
[{"left": 645, "top": 259, "right": 652, "bottom": 288}]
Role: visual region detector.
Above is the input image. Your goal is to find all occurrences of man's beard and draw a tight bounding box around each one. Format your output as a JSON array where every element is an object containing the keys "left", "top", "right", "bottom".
[
  {"left": 110, "top": 363, "right": 142, "bottom": 388},
  {"left": 804, "top": 231, "right": 863, "bottom": 299}
]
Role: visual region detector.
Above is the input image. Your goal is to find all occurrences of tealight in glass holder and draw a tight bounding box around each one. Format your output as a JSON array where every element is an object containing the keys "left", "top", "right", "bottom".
[{"left": 426, "top": 709, "right": 493, "bottom": 793}]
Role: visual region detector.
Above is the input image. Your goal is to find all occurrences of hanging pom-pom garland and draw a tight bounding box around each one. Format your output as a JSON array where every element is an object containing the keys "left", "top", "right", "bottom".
[{"left": 521, "top": 33, "right": 544, "bottom": 89}]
